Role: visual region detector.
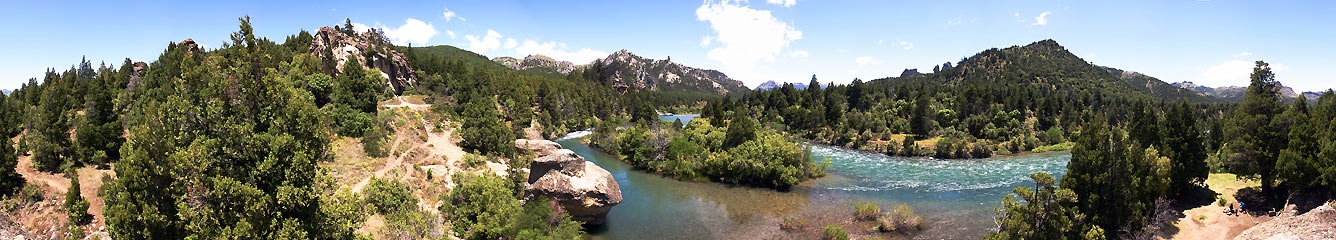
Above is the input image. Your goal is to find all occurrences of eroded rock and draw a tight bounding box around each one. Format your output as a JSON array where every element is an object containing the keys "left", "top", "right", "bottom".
[{"left": 519, "top": 144, "right": 622, "bottom": 225}]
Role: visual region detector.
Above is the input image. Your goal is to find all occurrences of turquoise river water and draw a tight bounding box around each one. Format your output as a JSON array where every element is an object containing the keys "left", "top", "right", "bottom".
[{"left": 557, "top": 116, "right": 1071, "bottom": 239}]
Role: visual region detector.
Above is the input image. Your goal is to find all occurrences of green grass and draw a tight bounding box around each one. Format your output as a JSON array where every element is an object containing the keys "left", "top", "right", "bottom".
[
  {"left": 1032, "top": 142, "right": 1075, "bottom": 153},
  {"left": 822, "top": 225, "right": 848, "bottom": 240},
  {"left": 1205, "top": 173, "right": 1260, "bottom": 202}
]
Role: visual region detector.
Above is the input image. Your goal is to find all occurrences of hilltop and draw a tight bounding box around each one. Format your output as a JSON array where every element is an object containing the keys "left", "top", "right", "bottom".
[{"left": 1171, "top": 81, "right": 1318, "bottom": 102}]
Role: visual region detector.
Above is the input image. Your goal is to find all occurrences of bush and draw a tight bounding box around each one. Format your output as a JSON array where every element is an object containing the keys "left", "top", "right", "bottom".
[
  {"left": 779, "top": 216, "right": 805, "bottom": 231},
  {"left": 362, "top": 177, "right": 416, "bottom": 215},
  {"left": 1216, "top": 196, "right": 1228, "bottom": 207},
  {"left": 66, "top": 170, "right": 91, "bottom": 225},
  {"left": 328, "top": 104, "right": 374, "bottom": 137},
  {"left": 822, "top": 225, "right": 848, "bottom": 240},
  {"left": 361, "top": 125, "right": 389, "bottom": 158},
  {"left": 20, "top": 184, "right": 44, "bottom": 203},
  {"left": 855, "top": 202, "right": 881, "bottom": 221}
]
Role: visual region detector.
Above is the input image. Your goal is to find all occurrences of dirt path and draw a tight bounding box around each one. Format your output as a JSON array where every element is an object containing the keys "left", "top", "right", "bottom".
[
  {"left": 383, "top": 96, "right": 431, "bottom": 111},
  {"left": 14, "top": 155, "right": 69, "bottom": 193},
  {"left": 1171, "top": 204, "right": 1270, "bottom": 240}
]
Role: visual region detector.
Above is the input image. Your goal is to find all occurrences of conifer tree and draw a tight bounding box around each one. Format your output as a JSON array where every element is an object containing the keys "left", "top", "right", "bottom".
[{"left": 1224, "top": 61, "right": 1286, "bottom": 196}]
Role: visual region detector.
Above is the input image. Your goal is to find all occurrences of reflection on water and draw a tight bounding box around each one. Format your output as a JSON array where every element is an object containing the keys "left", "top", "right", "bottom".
[
  {"left": 560, "top": 137, "right": 1070, "bottom": 239},
  {"left": 657, "top": 114, "right": 699, "bottom": 127}
]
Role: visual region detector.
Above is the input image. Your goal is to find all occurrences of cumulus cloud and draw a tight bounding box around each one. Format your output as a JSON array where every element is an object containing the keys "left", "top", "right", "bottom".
[
  {"left": 355, "top": 19, "right": 439, "bottom": 46},
  {"left": 700, "top": 35, "right": 713, "bottom": 48},
  {"left": 443, "top": 7, "right": 462, "bottom": 21},
  {"left": 855, "top": 56, "right": 874, "bottom": 66},
  {"left": 899, "top": 41, "right": 913, "bottom": 50},
  {"left": 515, "top": 40, "right": 608, "bottom": 64},
  {"left": 696, "top": 0, "right": 803, "bottom": 82},
  {"left": 789, "top": 50, "right": 808, "bottom": 58},
  {"left": 504, "top": 38, "right": 518, "bottom": 49},
  {"left": 766, "top": 0, "right": 796, "bottom": 7},
  {"left": 1200, "top": 60, "right": 1256, "bottom": 86},
  {"left": 1033, "top": 11, "right": 1052, "bottom": 26},
  {"left": 465, "top": 29, "right": 504, "bottom": 53}
]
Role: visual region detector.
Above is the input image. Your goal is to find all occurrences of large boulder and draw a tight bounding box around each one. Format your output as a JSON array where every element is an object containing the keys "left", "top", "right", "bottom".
[
  {"left": 521, "top": 148, "right": 622, "bottom": 225},
  {"left": 514, "top": 139, "right": 562, "bottom": 156}
]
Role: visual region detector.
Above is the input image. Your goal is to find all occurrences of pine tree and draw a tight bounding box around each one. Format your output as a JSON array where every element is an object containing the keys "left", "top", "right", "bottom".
[
  {"left": 989, "top": 172, "right": 1083, "bottom": 240},
  {"left": 0, "top": 137, "right": 21, "bottom": 197},
  {"left": 1163, "top": 100, "right": 1207, "bottom": 196},
  {"left": 1276, "top": 97, "right": 1319, "bottom": 190},
  {"left": 65, "top": 169, "right": 91, "bottom": 225},
  {"left": 1224, "top": 61, "right": 1286, "bottom": 196},
  {"left": 723, "top": 108, "right": 757, "bottom": 149}
]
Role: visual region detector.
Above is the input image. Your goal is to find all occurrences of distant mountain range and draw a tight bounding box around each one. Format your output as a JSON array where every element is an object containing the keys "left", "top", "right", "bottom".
[
  {"left": 493, "top": 50, "right": 750, "bottom": 96},
  {"left": 754, "top": 80, "right": 810, "bottom": 91},
  {"left": 1170, "top": 81, "right": 1320, "bottom": 102}
]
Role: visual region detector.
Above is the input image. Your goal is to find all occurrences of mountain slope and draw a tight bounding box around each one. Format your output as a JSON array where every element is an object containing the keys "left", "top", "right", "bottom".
[
  {"left": 1171, "top": 81, "right": 1310, "bottom": 102},
  {"left": 493, "top": 55, "right": 576, "bottom": 76},
  {"left": 583, "top": 50, "right": 749, "bottom": 96},
  {"left": 755, "top": 80, "right": 810, "bottom": 91},
  {"left": 873, "top": 39, "right": 1216, "bottom": 103}
]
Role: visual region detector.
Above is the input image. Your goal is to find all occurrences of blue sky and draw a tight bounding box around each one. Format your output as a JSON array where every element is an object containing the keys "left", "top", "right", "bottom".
[{"left": 2, "top": 0, "right": 1333, "bottom": 92}]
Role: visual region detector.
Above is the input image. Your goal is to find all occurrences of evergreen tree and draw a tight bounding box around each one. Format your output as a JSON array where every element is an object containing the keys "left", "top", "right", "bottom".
[
  {"left": 332, "top": 58, "right": 385, "bottom": 113},
  {"left": 989, "top": 172, "right": 1086, "bottom": 240},
  {"left": 1062, "top": 121, "right": 1170, "bottom": 239},
  {"left": 30, "top": 71, "right": 73, "bottom": 172},
  {"left": 723, "top": 108, "right": 757, "bottom": 149},
  {"left": 910, "top": 93, "right": 933, "bottom": 138},
  {"left": 1276, "top": 97, "right": 1319, "bottom": 190},
  {"left": 460, "top": 96, "right": 513, "bottom": 156},
  {"left": 0, "top": 137, "right": 20, "bottom": 197},
  {"left": 1224, "top": 61, "right": 1286, "bottom": 196},
  {"left": 65, "top": 169, "right": 91, "bottom": 225},
  {"left": 1163, "top": 100, "right": 1207, "bottom": 196}
]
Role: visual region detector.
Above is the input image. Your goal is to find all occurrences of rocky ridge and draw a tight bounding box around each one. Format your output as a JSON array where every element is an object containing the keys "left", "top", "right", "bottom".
[
  {"left": 584, "top": 49, "right": 749, "bottom": 95},
  {"left": 493, "top": 55, "right": 576, "bottom": 74},
  {"left": 1171, "top": 81, "right": 1311, "bottom": 101},
  {"left": 310, "top": 26, "right": 417, "bottom": 94}
]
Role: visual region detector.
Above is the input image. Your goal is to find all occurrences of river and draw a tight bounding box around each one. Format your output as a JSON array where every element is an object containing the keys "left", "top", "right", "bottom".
[{"left": 556, "top": 117, "right": 1070, "bottom": 239}]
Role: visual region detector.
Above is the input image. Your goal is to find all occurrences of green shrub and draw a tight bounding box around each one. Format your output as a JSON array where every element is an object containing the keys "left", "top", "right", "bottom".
[
  {"left": 822, "top": 224, "right": 848, "bottom": 240},
  {"left": 855, "top": 202, "right": 881, "bottom": 221},
  {"left": 328, "top": 104, "right": 374, "bottom": 137},
  {"left": 779, "top": 216, "right": 805, "bottom": 231},
  {"left": 463, "top": 153, "right": 485, "bottom": 169},
  {"left": 362, "top": 177, "right": 416, "bottom": 215},
  {"left": 361, "top": 125, "right": 389, "bottom": 158},
  {"left": 1216, "top": 196, "right": 1228, "bottom": 207},
  {"left": 20, "top": 184, "right": 43, "bottom": 203}
]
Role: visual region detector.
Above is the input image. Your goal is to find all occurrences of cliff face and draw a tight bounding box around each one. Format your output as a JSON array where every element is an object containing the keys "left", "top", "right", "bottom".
[
  {"left": 585, "top": 50, "right": 749, "bottom": 95},
  {"left": 310, "top": 26, "right": 417, "bottom": 94}
]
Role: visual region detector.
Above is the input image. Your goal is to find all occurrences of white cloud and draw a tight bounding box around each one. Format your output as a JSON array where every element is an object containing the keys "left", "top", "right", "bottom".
[
  {"left": 696, "top": 0, "right": 803, "bottom": 82},
  {"left": 350, "top": 22, "right": 372, "bottom": 33},
  {"left": 877, "top": 40, "right": 884, "bottom": 45},
  {"left": 465, "top": 29, "right": 504, "bottom": 53},
  {"left": 504, "top": 38, "right": 518, "bottom": 49},
  {"left": 700, "top": 35, "right": 713, "bottom": 48},
  {"left": 1033, "top": 11, "right": 1052, "bottom": 26},
  {"left": 514, "top": 40, "right": 608, "bottom": 64},
  {"left": 1200, "top": 60, "right": 1255, "bottom": 87},
  {"left": 446, "top": 30, "right": 456, "bottom": 39},
  {"left": 359, "top": 18, "right": 439, "bottom": 46},
  {"left": 442, "top": 7, "right": 463, "bottom": 22},
  {"left": 947, "top": 18, "right": 963, "bottom": 25},
  {"left": 856, "top": 56, "right": 874, "bottom": 66},
  {"left": 1272, "top": 63, "right": 1291, "bottom": 71},
  {"left": 766, "top": 0, "right": 796, "bottom": 7},
  {"left": 899, "top": 41, "right": 913, "bottom": 50},
  {"left": 789, "top": 50, "right": 808, "bottom": 58},
  {"left": 1015, "top": 12, "right": 1020, "bottom": 17},
  {"left": 1235, "top": 51, "right": 1253, "bottom": 57}
]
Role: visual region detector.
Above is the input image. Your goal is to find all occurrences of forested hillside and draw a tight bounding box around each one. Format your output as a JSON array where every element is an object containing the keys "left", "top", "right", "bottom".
[{"left": 718, "top": 39, "right": 1230, "bottom": 159}]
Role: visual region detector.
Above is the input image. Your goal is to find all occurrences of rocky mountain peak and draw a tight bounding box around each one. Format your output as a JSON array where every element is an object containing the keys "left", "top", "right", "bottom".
[
  {"left": 495, "top": 54, "right": 575, "bottom": 74},
  {"left": 588, "top": 50, "right": 749, "bottom": 95},
  {"left": 310, "top": 26, "right": 418, "bottom": 94}
]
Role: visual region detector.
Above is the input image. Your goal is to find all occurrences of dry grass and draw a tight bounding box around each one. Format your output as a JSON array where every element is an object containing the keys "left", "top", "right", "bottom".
[{"left": 1206, "top": 173, "right": 1260, "bottom": 203}]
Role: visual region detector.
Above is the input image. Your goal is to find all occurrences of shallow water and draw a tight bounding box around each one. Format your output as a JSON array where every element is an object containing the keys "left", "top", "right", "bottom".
[{"left": 559, "top": 137, "right": 1070, "bottom": 239}]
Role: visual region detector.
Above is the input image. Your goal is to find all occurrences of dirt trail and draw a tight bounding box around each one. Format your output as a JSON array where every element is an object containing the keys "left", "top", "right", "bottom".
[
  {"left": 383, "top": 96, "right": 431, "bottom": 111},
  {"left": 351, "top": 134, "right": 410, "bottom": 193},
  {"left": 1170, "top": 204, "right": 1270, "bottom": 240}
]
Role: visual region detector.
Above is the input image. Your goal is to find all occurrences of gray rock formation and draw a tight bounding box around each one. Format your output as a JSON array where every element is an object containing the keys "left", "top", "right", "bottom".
[
  {"left": 585, "top": 49, "right": 749, "bottom": 95},
  {"left": 310, "top": 26, "right": 418, "bottom": 94},
  {"left": 514, "top": 139, "right": 563, "bottom": 160},
  {"left": 900, "top": 69, "right": 922, "bottom": 78},
  {"left": 493, "top": 55, "right": 576, "bottom": 74},
  {"left": 179, "top": 38, "right": 202, "bottom": 54},
  {"left": 126, "top": 62, "right": 147, "bottom": 90},
  {"left": 520, "top": 146, "right": 622, "bottom": 225}
]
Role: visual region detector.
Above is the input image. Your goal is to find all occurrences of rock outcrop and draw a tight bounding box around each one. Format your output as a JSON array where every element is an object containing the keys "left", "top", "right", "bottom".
[
  {"left": 310, "top": 26, "right": 417, "bottom": 94},
  {"left": 1234, "top": 202, "right": 1336, "bottom": 239},
  {"left": 179, "top": 38, "right": 203, "bottom": 54},
  {"left": 126, "top": 62, "right": 147, "bottom": 90},
  {"left": 494, "top": 55, "right": 576, "bottom": 74},
  {"left": 518, "top": 142, "right": 622, "bottom": 225},
  {"left": 514, "top": 139, "right": 563, "bottom": 157},
  {"left": 585, "top": 49, "right": 750, "bottom": 95},
  {"left": 900, "top": 68, "right": 922, "bottom": 78}
]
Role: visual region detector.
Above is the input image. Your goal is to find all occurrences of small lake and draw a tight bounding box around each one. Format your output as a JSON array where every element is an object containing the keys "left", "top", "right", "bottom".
[{"left": 557, "top": 132, "right": 1070, "bottom": 239}]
